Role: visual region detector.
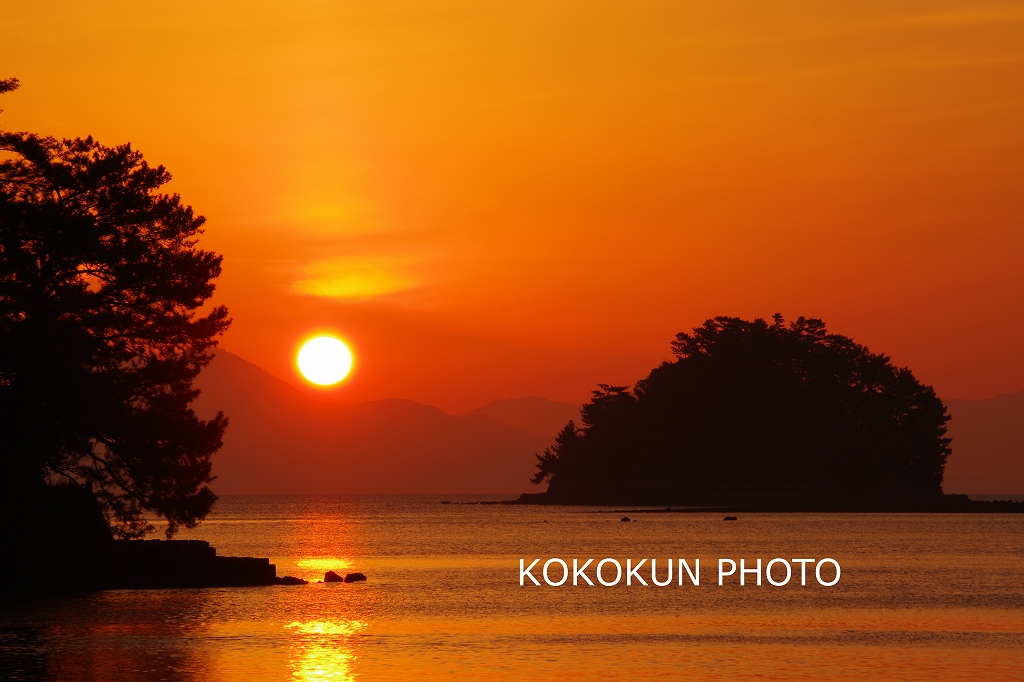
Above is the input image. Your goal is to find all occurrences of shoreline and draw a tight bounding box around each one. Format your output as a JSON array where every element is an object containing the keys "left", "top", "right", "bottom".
[{"left": 505, "top": 492, "right": 1024, "bottom": 513}]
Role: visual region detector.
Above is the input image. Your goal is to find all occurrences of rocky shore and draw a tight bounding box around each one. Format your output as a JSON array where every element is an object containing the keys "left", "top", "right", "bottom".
[
  {"left": 0, "top": 485, "right": 298, "bottom": 600},
  {"left": 102, "top": 539, "right": 282, "bottom": 589}
]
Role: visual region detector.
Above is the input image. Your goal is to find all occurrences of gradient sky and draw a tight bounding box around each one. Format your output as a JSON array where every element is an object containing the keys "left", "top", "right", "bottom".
[{"left": 4, "top": 1, "right": 1023, "bottom": 411}]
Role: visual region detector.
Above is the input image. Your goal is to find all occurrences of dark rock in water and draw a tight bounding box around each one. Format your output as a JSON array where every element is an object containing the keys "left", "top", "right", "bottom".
[
  {"left": 724, "top": 516, "right": 738, "bottom": 521},
  {"left": 621, "top": 516, "right": 631, "bottom": 522},
  {"left": 324, "top": 570, "right": 344, "bottom": 582},
  {"left": 276, "top": 575, "right": 307, "bottom": 585},
  {"left": 344, "top": 572, "right": 367, "bottom": 583}
]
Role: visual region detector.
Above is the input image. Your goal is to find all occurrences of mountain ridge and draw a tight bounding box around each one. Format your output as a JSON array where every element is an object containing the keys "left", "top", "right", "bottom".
[
  {"left": 459, "top": 396, "right": 581, "bottom": 439},
  {"left": 192, "top": 351, "right": 1023, "bottom": 495},
  {"left": 191, "top": 351, "right": 558, "bottom": 495},
  {"left": 942, "top": 390, "right": 1024, "bottom": 494}
]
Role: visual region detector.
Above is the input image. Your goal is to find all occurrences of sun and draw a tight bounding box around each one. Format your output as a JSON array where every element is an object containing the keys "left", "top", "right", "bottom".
[{"left": 297, "top": 337, "right": 353, "bottom": 385}]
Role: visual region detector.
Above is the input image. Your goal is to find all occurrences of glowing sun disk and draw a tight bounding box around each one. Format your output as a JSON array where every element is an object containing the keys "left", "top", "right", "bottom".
[{"left": 298, "top": 337, "right": 353, "bottom": 385}]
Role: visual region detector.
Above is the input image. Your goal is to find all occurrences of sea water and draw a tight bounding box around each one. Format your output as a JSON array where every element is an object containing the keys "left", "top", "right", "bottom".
[{"left": 2, "top": 495, "right": 1023, "bottom": 680}]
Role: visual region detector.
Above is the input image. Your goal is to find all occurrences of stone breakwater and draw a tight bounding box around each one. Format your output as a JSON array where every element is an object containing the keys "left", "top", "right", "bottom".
[
  {"left": 0, "top": 485, "right": 311, "bottom": 598},
  {"left": 102, "top": 539, "right": 283, "bottom": 589}
]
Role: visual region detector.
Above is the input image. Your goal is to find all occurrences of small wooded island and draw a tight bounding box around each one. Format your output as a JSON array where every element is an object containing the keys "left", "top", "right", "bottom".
[{"left": 519, "top": 315, "right": 1022, "bottom": 513}]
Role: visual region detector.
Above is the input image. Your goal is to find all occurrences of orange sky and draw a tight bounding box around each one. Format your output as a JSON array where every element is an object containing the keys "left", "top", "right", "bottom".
[{"left": 3, "top": 1, "right": 1023, "bottom": 412}]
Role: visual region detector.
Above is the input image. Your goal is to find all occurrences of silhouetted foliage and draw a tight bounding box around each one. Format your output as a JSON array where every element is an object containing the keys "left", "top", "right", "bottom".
[
  {"left": 0, "top": 78, "right": 19, "bottom": 109},
  {"left": 0, "top": 82, "right": 229, "bottom": 537},
  {"left": 533, "top": 316, "right": 951, "bottom": 502}
]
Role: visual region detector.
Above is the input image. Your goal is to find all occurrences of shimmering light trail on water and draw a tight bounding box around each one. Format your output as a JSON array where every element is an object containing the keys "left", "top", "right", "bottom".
[{"left": 2, "top": 495, "right": 1022, "bottom": 680}]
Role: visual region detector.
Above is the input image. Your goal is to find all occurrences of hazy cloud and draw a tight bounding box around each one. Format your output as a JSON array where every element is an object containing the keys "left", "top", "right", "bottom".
[{"left": 291, "top": 255, "right": 421, "bottom": 300}]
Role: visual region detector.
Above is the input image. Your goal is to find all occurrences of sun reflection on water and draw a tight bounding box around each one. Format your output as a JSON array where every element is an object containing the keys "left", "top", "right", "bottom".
[
  {"left": 296, "top": 558, "right": 353, "bottom": 572},
  {"left": 285, "top": 620, "right": 367, "bottom": 681},
  {"left": 292, "top": 557, "right": 354, "bottom": 582}
]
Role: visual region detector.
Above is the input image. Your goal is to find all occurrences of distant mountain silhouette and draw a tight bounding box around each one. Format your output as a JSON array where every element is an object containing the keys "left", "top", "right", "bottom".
[
  {"left": 190, "top": 351, "right": 1023, "bottom": 497},
  {"left": 943, "top": 391, "right": 1024, "bottom": 494},
  {"left": 192, "top": 352, "right": 548, "bottom": 494},
  {"left": 460, "top": 397, "right": 581, "bottom": 440}
]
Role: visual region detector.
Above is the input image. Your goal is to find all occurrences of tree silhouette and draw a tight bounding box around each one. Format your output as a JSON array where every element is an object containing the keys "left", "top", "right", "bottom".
[
  {"left": 533, "top": 316, "right": 951, "bottom": 502},
  {"left": 0, "top": 80, "right": 229, "bottom": 537},
  {"left": 0, "top": 77, "right": 18, "bottom": 107}
]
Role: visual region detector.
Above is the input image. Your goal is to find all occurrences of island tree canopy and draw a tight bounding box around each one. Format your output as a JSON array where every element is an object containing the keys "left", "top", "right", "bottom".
[
  {"left": 533, "top": 315, "right": 951, "bottom": 503},
  {"left": 0, "top": 79, "right": 229, "bottom": 537}
]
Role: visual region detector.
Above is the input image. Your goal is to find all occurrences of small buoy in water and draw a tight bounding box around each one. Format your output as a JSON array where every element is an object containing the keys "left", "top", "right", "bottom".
[
  {"left": 621, "top": 516, "right": 631, "bottom": 522},
  {"left": 724, "top": 516, "right": 737, "bottom": 521},
  {"left": 543, "top": 519, "right": 548, "bottom": 523}
]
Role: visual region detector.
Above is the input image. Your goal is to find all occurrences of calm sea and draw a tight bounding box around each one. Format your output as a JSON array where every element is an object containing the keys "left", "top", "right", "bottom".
[{"left": 2, "top": 495, "right": 1023, "bottom": 680}]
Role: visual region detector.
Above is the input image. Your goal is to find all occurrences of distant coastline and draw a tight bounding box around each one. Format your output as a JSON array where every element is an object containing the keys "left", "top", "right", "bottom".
[{"left": 510, "top": 491, "right": 1024, "bottom": 513}]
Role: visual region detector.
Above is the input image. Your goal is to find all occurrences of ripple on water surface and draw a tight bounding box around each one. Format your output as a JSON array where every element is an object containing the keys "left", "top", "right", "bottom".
[{"left": 2, "top": 495, "right": 1023, "bottom": 680}]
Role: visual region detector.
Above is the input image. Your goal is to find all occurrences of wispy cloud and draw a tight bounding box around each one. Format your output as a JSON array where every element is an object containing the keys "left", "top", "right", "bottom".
[{"left": 291, "top": 254, "right": 421, "bottom": 300}]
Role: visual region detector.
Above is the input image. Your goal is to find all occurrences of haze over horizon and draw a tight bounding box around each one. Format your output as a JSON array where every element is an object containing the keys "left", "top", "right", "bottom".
[
  {"left": 192, "top": 350, "right": 1024, "bottom": 495},
  {"left": 3, "top": 0, "right": 1023, "bottom": 413}
]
